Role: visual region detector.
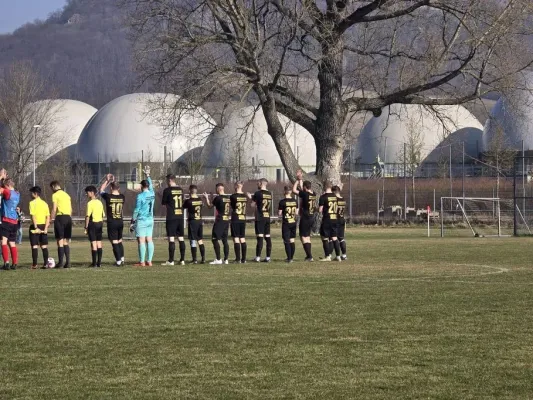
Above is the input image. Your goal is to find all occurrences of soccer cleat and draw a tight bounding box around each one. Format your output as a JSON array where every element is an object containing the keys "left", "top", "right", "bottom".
[
  {"left": 161, "top": 261, "right": 175, "bottom": 266},
  {"left": 336, "top": 256, "right": 342, "bottom": 262},
  {"left": 262, "top": 258, "right": 271, "bottom": 263},
  {"left": 31, "top": 265, "right": 39, "bottom": 270},
  {"left": 96, "top": 264, "right": 102, "bottom": 268},
  {"left": 3, "top": 263, "right": 10, "bottom": 271},
  {"left": 241, "top": 260, "right": 247, "bottom": 264},
  {"left": 121, "top": 257, "right": 125, "bottom": 262},
  {"left": 341, "top": 255, "right": 347, "bottom": 261},
  {"left": 116, "top": 260, "right": 123, "bottom": 267},
  {"left": 63, "top": 264, "right": 71, "bottom": 269},
  {"left": 209, "top": 259, "right": 223, "bottom": 265},
  {"left": 223, "top": 260, "right": 229, "bottom": 265},
  {"left": 284, "top": 259, "right": 293, "bottom": 263},
  {"left": 10, "top": 264, "right": 17, "bottom": 270},
  {"left": 304, "top": 257, "right": 315, "bottom": 262},
  {"left": 179, "top": 260, "right": 185, "bottom": 266},
  {"left": 254, "top": 256, "right": 261, "bottom": 262},
  {"left": 89, "top": 264, "right": 97, "bottom": 268},
  {"left": 322, "top": 256, "right": 332, "bottom": 262},
  {"left": 146, "top": 262, "right": 153, "bottom": 267},
  {"left": 192, "top": 260, "right": 198, "bottom": 265},
  {"left": 133, "top": 262, "right": 146, "bottom": 267}
]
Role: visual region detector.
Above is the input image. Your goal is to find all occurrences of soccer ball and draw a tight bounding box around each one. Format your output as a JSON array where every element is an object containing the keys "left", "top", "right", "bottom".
[{"left": 47, "top": 257, "right": 56, "bottom": 269}]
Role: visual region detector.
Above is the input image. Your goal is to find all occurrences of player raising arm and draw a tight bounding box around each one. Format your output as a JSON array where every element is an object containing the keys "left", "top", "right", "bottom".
[
  {"left": 205, "top": 183, "right": 231, "bottom": 265},
  {"left": 100, "top": 174, "right": 126, "bottom": 266},
  {"left": 278, "top": 186, "right": 298, "bottom": 263},
  {"left": 132, "top": 166, "right": 155, "bottom": 267},
  {"left": 28, "top": 186, "right": 50, "bottom": 269},
  {"left": 292, "top": 170, "right": 316, "bottom": 262}
]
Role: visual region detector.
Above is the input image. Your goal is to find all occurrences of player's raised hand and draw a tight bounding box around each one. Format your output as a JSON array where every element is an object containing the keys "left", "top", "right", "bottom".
[
  {"left": 143, "top": 165, "right": 151, "bottom": 176},
  {"left": 106, "top": 173, "right": 114, "bottom": 182},
  {"left": 0, "top": 168, "right": 7, "bottom": 180},
  {"left": 202, "top": 192, "right": 210, "bottom": 198}
]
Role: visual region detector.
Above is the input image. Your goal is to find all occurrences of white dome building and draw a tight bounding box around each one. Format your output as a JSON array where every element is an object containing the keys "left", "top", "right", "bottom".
[
  {"left": 76, "top": 93, "right": 214, "bottom": 163},
  {"left": 201, "top": 106, "right": 316, "bottom": 181},
  {"left": 355, "top": 104, "right": 483, "bottom": 166}
]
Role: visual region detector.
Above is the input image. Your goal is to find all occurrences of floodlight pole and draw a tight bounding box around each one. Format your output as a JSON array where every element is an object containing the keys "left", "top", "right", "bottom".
[
  {"left": 32, "top": 125, "right": 41, "bottom": 187},
  {"left": 462, "top": 141, "right": 465, "bottom": 207},
  {"left": 404, "top": 142, "right": 407, "bottom": 221}
]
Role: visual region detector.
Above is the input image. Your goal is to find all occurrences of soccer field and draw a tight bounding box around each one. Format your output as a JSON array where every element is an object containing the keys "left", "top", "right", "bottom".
[{"left": 1, "top": 228, "right": 532, "bottom": 399}]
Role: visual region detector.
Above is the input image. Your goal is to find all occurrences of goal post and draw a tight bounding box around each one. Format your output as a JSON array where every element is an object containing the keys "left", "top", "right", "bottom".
[{"left": 440, "top": 197, "right": 513, "bottom": 237}]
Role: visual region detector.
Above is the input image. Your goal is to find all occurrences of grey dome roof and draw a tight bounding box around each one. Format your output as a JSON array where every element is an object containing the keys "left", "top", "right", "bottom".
[
  {"left": 76, "top": 93, "right": 214, "bottom": 163},
  {"left": 356, "top": 104, "right": 483, "bottom": 164},
  {"left": 422, "top": 127, "right": 483, "bottom": 164},
  {"left": 201, "top": 106, "right": 316, "bottom": 169}
]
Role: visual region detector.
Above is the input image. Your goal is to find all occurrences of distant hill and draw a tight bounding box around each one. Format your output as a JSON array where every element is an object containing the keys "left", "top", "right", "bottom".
[{"left": 0, "top": 0, "right": 136, "bottom": 108}]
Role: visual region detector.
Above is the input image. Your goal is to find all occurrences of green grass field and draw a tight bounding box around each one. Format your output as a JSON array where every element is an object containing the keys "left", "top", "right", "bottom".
[{"left": 1, "top": 228, "right": 533, "bottom": 399}]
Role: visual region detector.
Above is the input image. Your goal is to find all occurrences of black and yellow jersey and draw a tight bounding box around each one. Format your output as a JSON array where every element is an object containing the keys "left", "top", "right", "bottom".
[
  {"left": 336, "top": 196, "right": 346, "bottom": 223},
  {"left": 319, "top": 193, "right": 338, "bottom": 221},
  {"left": 162, "top": 186, "right": 184, "bottom": 219},
  {"left": 183, "top": 196, "right": 204, "bottom": 221},
  {"left": 298, "top": 190, "right": 316, "bottom": 218},
  {"left": 213, "top": 194, "right": 231, "bottom": 221},
  {"left": 230, "top": 193, "right": 247, "bottom": 222},
  {"left": 101, "top": 193, "right": 125, "bottom": 222},
  {"left": 252, "top": 189, "right": 272, "bottom": 220},
  {"left": 278, "top": 198, "right": 298, "bottom": 225}
]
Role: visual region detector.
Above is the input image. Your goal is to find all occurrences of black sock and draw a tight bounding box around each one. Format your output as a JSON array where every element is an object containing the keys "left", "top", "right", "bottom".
[
  {"left": 199, "top": 244, "right": 205, "bottom": 260},
  {"left": 284, "top": 242, "right": 292, "bottom": 260},
  {"left": 303, "top": 243, "right": 312, "bottom": 259},
  {"left": 241, "top": 242, "right": 247, "bottom": 261},
  {"left": 64, "top": 245, "right": 70, "bottom": 265},
  {"left": 42, "top": 248, "right": 49, "bottom": 265},
  {"left": 213, "top": 239, "right": 221, "bottom": 260},
  {"left": 234, "top": 243, "right": 241, "bottom": 261},
  {"left": 58, "top": 247, "right": 65, "bottom": 266},
  {"left": 169, "top": 241, "right": 176, "bottom": 262},
  {"left": 179, "top": 241, "right": 186, "bottom": 261},
  {"left": 97, "top": 248, "right": 103, "bottom": 265},
  {"left": 32, "top": 248, "right": 38, "bottom": 265},
  {"left": 256, "top": 237, "right": 264, "bottom": 258},
  {"left": 328, "top": 241, "right": 334, "bottom": 256},
  {"left": 119, "top": 242, "right": 124, "bottom": 259},
  {"left": 290, "top": 243, "right": 295, "bottom": 259},
  {"left": 223, "top": 239, "right": 229, "bottom": 261},
  {"left": 340, "top": 240, "right": 347, "bottom": 255},
  {"left": 91, "top": 250, "right": 97, "bottom": 266},
  {"left": 322, "top": 240, "right": 329, "bottom": 257},
  {"left": 333, "top": 240, "right": 341, "bottom": 257},
  {"left": 112, "top": 244, "right": 119, "bottom": 261},
  {"left": 265, "top": 237, "right": 272, "bottom": 258},
  {"left": 191, "top": 245, "right": 198, "bottom": 261}
]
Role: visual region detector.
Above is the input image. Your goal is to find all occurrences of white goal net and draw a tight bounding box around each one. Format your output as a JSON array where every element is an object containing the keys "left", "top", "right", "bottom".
[{"left": 439, "top": 197, "right": 514, "bottom": 237}]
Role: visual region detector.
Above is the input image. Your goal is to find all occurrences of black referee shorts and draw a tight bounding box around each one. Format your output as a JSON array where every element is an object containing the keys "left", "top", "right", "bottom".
[
  {"left": 166, "top": 218, "right": 185, "bottom": 238},
  {"left": 299, "top": 216, "right": 314, "bottom": 237},
  {"left": 337, "top": 221, "right": 346, "bottom": 239},
  {"left": 1, "top": 222, "right": 18, "bottom": 243},
  {"left": 254, "top": 219, "right": 271, "bottom": 236},
  {"left": 320, "top": 220, "right": 338, "bottom": 239},
  {"left": 231, "top": 222, "right": 246, "bottom": 239},
  {"left": 212, "top": 220, "right": 229, "bottom": 241},
  {"left": 29, "top": 224, "right": 49, "bottom": 247},
  {"left": 54, "top": 215, "right": 72, "bottom": 240},
  {"left": 107, "top": 221, "right": 124, "bottom": 241},
  {"left": 188, "top": 220, "right": 203, "bottom": 241},
  {"left": 282, "top": 223, "right": 297, "bottom": 242},
  {"left": 87, "top": 222, "right": 103, "bottom": 242}
]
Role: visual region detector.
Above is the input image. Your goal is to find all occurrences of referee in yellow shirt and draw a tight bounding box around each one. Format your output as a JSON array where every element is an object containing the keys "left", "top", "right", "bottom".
[
  {"left": 28, "top": 186, "right": 50, "bottom": 269},
  {"left": 50, "top": 181, "right": 73, "bottom": 268},
  {"left": 85, "top": 186, "right": 105, "bottom": 268}
]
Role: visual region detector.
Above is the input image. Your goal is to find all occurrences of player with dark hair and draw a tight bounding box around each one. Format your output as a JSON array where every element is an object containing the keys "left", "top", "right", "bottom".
[
  {"left": 318, "top": 181, "right": 341, "bottom": 261},
  {"left": 278, "top": 186, "right": 298, "bottom": 262},
  {"left": 0, "top": 171, "right": 20, "bottom": 270},
  {"left": 132, "top": 166, "right": 155, "bottom": 267},
  {"left": 292, "top": 170, "right": 316, "bottom": 261},
  {"left": 205, "top": 183, "right": 231, "bottom": 265},
  {"left": 247, "top": 178, "right": 272, "bottom": 263},
  {"left": 161, "top": 174, "right": 186, "bottom": 266},
  {"left": 100, "top": 174, "right": 126, "bottom": 266},
  {"left": 230, "top": 181, "right": 248, "bottom": 263},
  {"left": 28, "top": 186, "right": 50, "bottom": 269},
  {"left": 183, "top": 185, "right": 208, "bottom": 264},
  {"left": 85, "top": 185, "right": 105, "bottom": 268},
  {"left": 332, "top": 185, "right": 347, "bottom": 260},
  {"left": 50, "top": 180, "right": 73, "bottom": 268}
]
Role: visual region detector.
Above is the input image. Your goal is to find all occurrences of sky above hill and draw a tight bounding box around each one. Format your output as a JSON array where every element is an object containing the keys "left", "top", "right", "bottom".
[{"left": 0, "top": 0, "right": 66, "bottom": 33}]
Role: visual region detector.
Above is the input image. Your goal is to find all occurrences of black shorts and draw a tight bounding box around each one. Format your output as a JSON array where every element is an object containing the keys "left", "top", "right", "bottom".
[
  {"left": 282, "top": 223, "right": 297, "bottom": 242},
  {"left": 231, "top": 222, "right": 246, "bottom": 238},
  {"left": 29, "top": 224, "right": 49, "bottom": 246},
  {"left": 54, "top": 215, "right": 72, "bottom": 240},
  {"left": 87, "top": 222, "right": 103, "bottom": 242},
  {"left": 212, "top": 220, "right": 229, "bottom": 241},
  {"left": 320, "top": 219, "right": 338, "bottom": 239},
  {"left": 107, "top": 221, "right": 124, "bottom": 241},
  {"left": 188, "top": 220, "right": 203, "bottom": 241},
  {"left": 337, "top": 221, "right": 346, "bottom": 239},
  {"left": 166, "top": 218, "right": 185, "bottom": 238},
  {"left": 254, "top": 219, "right": 271, "bottom": 236},
  {"left": 299, "top": 216, "right": 314, "bottom": 237},
  {"left": 1, "top": 222, "right": 18, "bottom": 243}
]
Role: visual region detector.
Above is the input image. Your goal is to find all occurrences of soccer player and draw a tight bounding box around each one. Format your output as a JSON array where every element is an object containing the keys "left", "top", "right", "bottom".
[
  {"left": 132, "top": 166, "right": 155, "bottom": 267},
  {"left": 50, "top": 180, "right": 73, "bottom": 268},
  {"left": 332, "top": 185, "right": 347, "bottom": 260},
  {"left": 85, "top": 186, "right": 105, "bottom": 268},
  {"left": 28, "top": 186, "right": 50, "bottom": 269},
  {"left": 0, "top": 173, "right": 20, "bottom": 270},
  {"left": 230, "top": 181, "right": 248, "bottom": 263},
  {"left": 183, "top": 185, "right": 207, "bottom": 264},
  {"left": 247, "top": 178, "right": 272, "bottom": 263},
  {"left": 161, "top": 174, "right": 186, "bottom": 266},
  {"left": 278, "top": 186, "right": 298, "bottom": 262},
  {"left": 100, "top": 174, "right": 126, "bottom": 266},
  {"left": 206, "top": 183, "right": 231, "bottom": 265},
  {"left": 318, "top": 181, "right": 342, "bottom": 262},
  {"left": 292, "top": 170, "right": 316, "bottom": 261}
]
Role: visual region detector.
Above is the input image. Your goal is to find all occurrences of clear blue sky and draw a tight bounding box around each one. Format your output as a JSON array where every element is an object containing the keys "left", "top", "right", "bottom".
[{"left": 0, "top": 0, "right": 66, "bottom": 34}]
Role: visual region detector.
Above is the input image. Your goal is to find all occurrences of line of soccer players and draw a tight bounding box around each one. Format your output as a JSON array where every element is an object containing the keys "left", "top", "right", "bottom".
[{"left": 0, "top": 166, "right": 348, "bottom": 268}]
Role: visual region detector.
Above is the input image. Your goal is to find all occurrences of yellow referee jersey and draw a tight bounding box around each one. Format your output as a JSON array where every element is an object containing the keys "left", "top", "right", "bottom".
[
  {"left": 29, "top": 198, "right": 50, "bottom": 225},
  {"left": 52, "top": 190, "right": 72, "bottom": 216},
  {"left": 86, "top": 199, "right": 105, "bottom": 223}
]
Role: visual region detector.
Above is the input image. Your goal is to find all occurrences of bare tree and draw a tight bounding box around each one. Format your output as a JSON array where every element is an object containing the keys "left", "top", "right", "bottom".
[
  {"left": 125, "top": 0, "right": 533, "bottom": 185},
  {"left": 0, "top": 61, "right": 60, "bottom": 184},
  {"left": 484, "top": 123, "right": 516, "bottom": 198},
  {"left": 72, "top": 161, "right": 94, "bottom": 217},
  {"left": 397, "top": 120, "right": 424, "bottom": 208}
]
